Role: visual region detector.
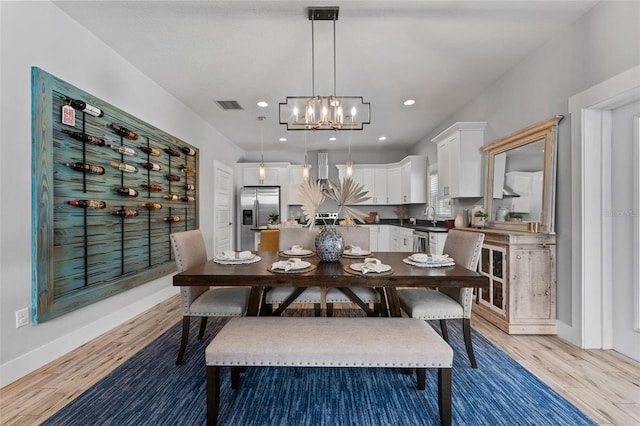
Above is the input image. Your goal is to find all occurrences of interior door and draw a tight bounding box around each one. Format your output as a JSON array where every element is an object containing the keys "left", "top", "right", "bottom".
[{"left": 213, "top": 161, "right": 234, "bottom": 253}]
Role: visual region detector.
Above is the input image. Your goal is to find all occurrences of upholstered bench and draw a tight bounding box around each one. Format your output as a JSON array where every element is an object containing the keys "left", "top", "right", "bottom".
[{"left": 205, "top": 317, "right": 453, "bottom": 426}]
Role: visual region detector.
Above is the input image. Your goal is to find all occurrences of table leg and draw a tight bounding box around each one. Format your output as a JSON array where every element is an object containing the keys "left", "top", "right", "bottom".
[
  {"left": 246, "top": 286, "right": 263, "bottom": 316},
  {"left": 384, "top": 287, "right": 402, "bottom": 317}
]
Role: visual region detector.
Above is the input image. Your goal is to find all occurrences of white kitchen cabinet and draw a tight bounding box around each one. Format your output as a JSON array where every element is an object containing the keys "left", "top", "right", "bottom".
[
  {"left": 428, "top": 232, "right": 448, "bottom": 255},
  {"left": 387, "top": 166, "right": 402, "bottom": 204},
  {"left": 432, "top": 122, "right": 486, "bottom": 198},
  {"left": 238, "top": 162, "right": 289, "bottom": 187},
  {"left": 336, "top": 165, "right": 367, "bottom": 204},
  {"left": 287, "top": 165, "right": 307, "bottom": 205},
  {"left": 400, "top": 155, "right": 427, "bottom": 204},
  {"left": 362, "top": 167, "right": 387, "bottom": 205},
  {"left": 377, "top": 225, "right": 390, "bottom": 251},
  {"left": 389, "top": 225, "right": 413, "bottom": 252},
  {"left": 368, "top": 225, "right": 379, "bottom": 251}
]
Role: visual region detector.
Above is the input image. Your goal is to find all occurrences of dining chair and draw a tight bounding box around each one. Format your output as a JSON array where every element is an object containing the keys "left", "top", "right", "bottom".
[
  {"left": 397, "top": 229, "right": 485, "bottom": 368},
  {"left": 325, "top": 226, "right": 383, "bottom": 316},
  {"left": 259, "top": 229, "right": 279, "bottom": 251},
  {"left": 170, "top": 229, "right": 250, "bottom": 365},
  {"left": 263, "top": 227, "right": 323, "bottom": 316}
]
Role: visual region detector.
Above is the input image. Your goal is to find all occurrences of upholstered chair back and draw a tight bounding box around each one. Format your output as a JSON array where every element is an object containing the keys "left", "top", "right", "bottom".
[
  {"left": 439, "top": 230, "right": 485, "bottom": 317},
  {"left": 337, "top": 226, "right": 370, "bottom": 251},
  {"left": 278, "top": 227, "right": 320, "bottom": 251},
  {"left": 170, "top": 229, "right": 209, "bottom": 313}
]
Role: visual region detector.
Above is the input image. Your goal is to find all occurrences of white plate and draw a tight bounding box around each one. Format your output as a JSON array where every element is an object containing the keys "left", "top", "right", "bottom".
[
  {"left": 349, "top": 262, "right": 392, "bottom": 273},
  {"left": 282, "top": 249, "right": 313, "bottom": 256},
  {"left": 408, "top": 254, "right": 452, "bottom": 264},
  {"left": 403, "top": 258, "right": 455, "bottom": 268},
  {"left": 273, "top": 260, "right": 311, "bottom": 270},
  {"left": 343, "top": 249, "right": 371, "bottom": 256},
  {"left": 215, "top": 253, "right": 256, "bottom": 262}
]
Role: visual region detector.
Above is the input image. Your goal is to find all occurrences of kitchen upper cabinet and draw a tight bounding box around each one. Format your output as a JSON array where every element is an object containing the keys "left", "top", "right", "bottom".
[
  {"left": 387, "top": 166, "right": 402, "bottom": 204},
  {"left": 432, "top": 122, "right": 486, "bottom": 198},
  {"left": 400, "top": 155, "right": 427, "bottom": 204},
  {"left": 287, "top": 165, "right": 307, "bottom": 205},
  {"left": 238, "top": 162, "right": 289, "bottom": 187}
]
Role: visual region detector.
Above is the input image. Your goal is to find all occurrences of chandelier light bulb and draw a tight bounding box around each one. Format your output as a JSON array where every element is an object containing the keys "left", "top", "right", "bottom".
[
  {"left": 258, "top": 163, "right": 266, "bottom": 183},
  {"left": 302, "top": 163, "right": 310, "bottom": 180},
  {"left": 346, "top": 160, "right": 353, "bottom": 177}
]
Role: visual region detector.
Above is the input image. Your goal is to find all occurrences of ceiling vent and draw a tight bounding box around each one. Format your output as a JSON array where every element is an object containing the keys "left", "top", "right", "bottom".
[{"left": 215, "top": 100, "right": 244, "bottom": 110}]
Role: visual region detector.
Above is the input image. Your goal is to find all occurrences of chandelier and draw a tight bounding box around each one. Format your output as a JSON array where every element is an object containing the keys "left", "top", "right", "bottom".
[{"left": 279, "top": 7, "right": 371, "bottom": 131}]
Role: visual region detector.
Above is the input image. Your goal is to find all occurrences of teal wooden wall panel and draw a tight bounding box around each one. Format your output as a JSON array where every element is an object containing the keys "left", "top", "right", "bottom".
[{"left": 32, "top": 67, "right": 199, "bottom": 323}]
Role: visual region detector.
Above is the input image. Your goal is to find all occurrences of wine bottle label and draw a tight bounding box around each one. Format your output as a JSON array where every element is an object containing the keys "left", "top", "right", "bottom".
[
  {"left": 110, "top": 123, "right": 139, "bottom": 140},
  {"left": 117, "top": 187, "right": 139, "bottom": 197},
  {"left": 140, "top": 146, "right": 161, "bottom": 156},
  {"left": 111, "top": 208, "right": 139, "bottom": 217},
  {"left": 184, "top": 184, "right": 195, "bottom": 190},
  {"left": 180, "top": 196, "right": 195, "bottom": 202},
  {"left": 180, "top": 165, "right": 195, "bottom": 173},
  {"left": 66, "top": 162, "right": 105, "bottom": 175},
  {"left": 180, "top": 146, "right": 196, "bottom": 156},
  {"left": 110, "top": 162, "right": 137, "bottom": 173},
  {"left": 61, "top": 129, "right": 106, "bottom": 147},
  {"left": 163, "top": 216, "right": 181, "bottom": 222},
  {"left": 64, "top": 96, "right": 104, "bottom": 117},
  {"left": 164, "top": 147, "right": 181, "bottom": 157},
  {"left": 141, "top": 184, "right": 163, "bottom": 192},
  {"left": 164, "top": 194, "right": 179, "bottom": 200},
  {"left": 140, "top": 162, "right": 161, "bottom": 171},
  {"left": 68, "top": 200, "right": 107, "bottom": 209},
  {"left": 165, "top": 174, "right": 181, "bottom": 182}
]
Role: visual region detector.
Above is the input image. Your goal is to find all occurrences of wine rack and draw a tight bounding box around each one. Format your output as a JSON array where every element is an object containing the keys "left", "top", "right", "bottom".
[{"left": 32, "top": 67, "right": 199, "bottom": 323}]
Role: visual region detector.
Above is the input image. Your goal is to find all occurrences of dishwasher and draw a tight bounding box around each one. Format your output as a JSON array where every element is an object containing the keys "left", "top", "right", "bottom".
[{"left": 412, "top": 230, "right": 429, "bottom": 253}]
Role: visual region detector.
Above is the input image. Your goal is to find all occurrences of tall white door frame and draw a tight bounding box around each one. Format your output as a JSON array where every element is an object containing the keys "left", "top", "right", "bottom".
[
  {"left": 568, "top": 65, "right": 640, "bottom": 348},
  {"left": 213, "top": 161, "right": 234, "bottom": 254}
]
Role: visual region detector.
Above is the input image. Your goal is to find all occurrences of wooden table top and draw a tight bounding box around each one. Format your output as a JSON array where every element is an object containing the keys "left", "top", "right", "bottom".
[{"left": 173, "top": 251, "right": 488, "bottom": 289}]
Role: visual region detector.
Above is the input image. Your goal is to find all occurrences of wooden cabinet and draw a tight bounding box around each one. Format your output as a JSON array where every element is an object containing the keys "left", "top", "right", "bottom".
[
  {"left": 432, "top": 122, "right": 486, "bottom": 198},
  {"left": 465, "top": 228, "right": 557, "bottom": 334},
  {"left": 400, "top": 156, "right": 427, "bottom": 204}
]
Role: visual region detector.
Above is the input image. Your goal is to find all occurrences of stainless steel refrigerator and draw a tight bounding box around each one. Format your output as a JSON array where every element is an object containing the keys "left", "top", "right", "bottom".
[{"left": 238, "top": 186, "right": 280, "bottom": 251}]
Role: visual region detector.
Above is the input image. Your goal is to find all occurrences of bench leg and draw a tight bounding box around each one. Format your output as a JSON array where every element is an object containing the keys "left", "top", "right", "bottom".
[
  {"left": 231, "top": 367, "right": 242, "bottom": 389},
  {"left": 207, "top": 366, "right": 220, "bottom": 426},
  {"left": 416, "top": 368, "right": 426, "bottom": 390},
  {"left": 438, "top": 368, "right": 452, "bottom": 426}
]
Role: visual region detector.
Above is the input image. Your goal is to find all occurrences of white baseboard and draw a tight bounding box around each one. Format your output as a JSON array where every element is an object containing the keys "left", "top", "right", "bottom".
[{"left": 0, "top": 287, "right": 179, "bottom": 388}]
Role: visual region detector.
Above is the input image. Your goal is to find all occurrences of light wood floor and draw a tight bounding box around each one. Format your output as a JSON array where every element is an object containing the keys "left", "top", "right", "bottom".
[{"left": 1, "top": 295, "right": 639, "bottom": 425}]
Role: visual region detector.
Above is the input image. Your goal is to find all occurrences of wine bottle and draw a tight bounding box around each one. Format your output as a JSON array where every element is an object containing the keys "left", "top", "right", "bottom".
[
  {"left": 106, "top": 144, "right": 137, "bottom": 156},
  {"left": 110, "top": 123, "right": 139, "bottom": 140},
  {"left": 180, "top": 196, "right": 195, "bottom": 202},
  {"left": 116, "top": 187, "right": 139, "bottom": 197},
  {"left": 65, "top": 162, "right": 105, "bottom": 175},
  {"left": 180, "top": 146, "right": 196, "bottom": 156},
  {"left": 184, "top": 184, "right": 195, "bottom": 191},
  {"left": 180, "top": 165, "right": 195, "bottom": 173},
  {"left": 111, "top": 208, "right": 139, "bottom": 218},
  {"left": 141, "top": 183, "right": 163, "bottom": 192},
  {"left": 164, "top": 147, "right": 181, "bottom": 157},
  {"left": 163, "top": 216, "right": 181, "bottom": 222},
  {"left": 163, "top": 194, "right": 179, "bottom": 201},
  {"left": 110, "top": 162, "right": 138, "bottom": 173},
  {"left": 140, "top": 146, "right": 161, "bottom": 156},
  {"left": 63, "top": 96, "right": 104, "bottom": 117},
  {"left": 68, "top": 200, "right": 106, "bottom": 209},
  {"left": 165, "top": 174, "right": 181, "bottom": 182},
  {"left": 141, "top": 202, "right": 163, "bottom": 210},
  {"left": 61, "top": 129, "right": 106, "bottom": 147},
  {"left": 140, "top": 162, "right": 161, "bottom": 171}
]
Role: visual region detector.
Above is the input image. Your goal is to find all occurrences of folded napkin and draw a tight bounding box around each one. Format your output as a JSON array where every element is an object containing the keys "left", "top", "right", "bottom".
[
  {"left": 411, "top": 253, "right": 430, "bottom": 262},
  {"left": 347, "top": 245, "right": 365, "bottom": 255},
  {"left": 362, "top": 258, "right": 386, "bottom": 274},
  {"left": 271, "top": 258, "right": 304, "bottom": 271},
  {"left": 290, "top": 245, "right": 304, "bottom": 254},
  {"left": 430, "top": 254, "right": 450, "bottom": 262},
  {"left": 221, "top": 250, "right": 253, "bottom": 260}
]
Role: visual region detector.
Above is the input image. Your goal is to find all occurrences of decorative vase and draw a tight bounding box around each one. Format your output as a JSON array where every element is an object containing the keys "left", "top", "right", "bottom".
[{"left": 315, "top": 225, "right": 344, "bottom": 262}]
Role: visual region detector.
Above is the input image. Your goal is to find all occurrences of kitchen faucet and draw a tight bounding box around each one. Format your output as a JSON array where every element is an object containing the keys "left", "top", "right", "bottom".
[{"left": 424, "top": 206, "right": 437, "bottom": 226}]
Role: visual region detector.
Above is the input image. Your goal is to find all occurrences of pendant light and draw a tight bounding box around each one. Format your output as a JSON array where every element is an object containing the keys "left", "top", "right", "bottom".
[
  {"left": 258, "top": 116, "right": 266, "bottom": 183},
  {"left": 302, "top": 132, "right": 310, "bottom": 180},
  {"left": 345, "top": 133, "right": 353, "bottom": 177}
]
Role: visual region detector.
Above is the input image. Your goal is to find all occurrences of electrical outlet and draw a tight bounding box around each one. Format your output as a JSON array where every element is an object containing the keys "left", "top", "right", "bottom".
[{"left": 15, "top": 308, "right": 30, "bottom": 328}]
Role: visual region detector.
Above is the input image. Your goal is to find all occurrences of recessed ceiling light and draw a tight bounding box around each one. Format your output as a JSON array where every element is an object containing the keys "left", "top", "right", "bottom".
[
  {"left": 329, "top": 137, "right": 337, "bottom": 141},
  {"left": 378, "top": 136, "right": 387, "bottom": 141},
  {"left": 403, "top": 99, "right": 415, "bottom": 106},
  {"left": 257, "top": 101, "right": 268, "bottom": 108},
  {"left": 279, "top": 137, "right": 287, "bottom": 142}
]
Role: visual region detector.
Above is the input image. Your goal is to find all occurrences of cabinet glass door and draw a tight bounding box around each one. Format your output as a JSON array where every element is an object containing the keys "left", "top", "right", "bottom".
[{"left": 477, "top": 244, "right": 507, "bottom": 315}]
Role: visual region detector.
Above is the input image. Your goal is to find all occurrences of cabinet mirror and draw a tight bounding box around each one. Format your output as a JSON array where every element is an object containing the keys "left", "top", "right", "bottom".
[{"left": 482, "top": 116, "right": 563, "bottom": 234}]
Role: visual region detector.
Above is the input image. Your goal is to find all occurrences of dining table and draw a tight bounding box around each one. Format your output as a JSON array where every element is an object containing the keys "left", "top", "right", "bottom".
[{"left": 172, "top": 251, "right": 489, "bottom": 317}]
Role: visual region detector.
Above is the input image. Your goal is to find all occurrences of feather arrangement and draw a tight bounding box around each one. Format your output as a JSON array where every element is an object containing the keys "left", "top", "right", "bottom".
[{"left": 298, "top": 177, "right": 370, "bottom": 229}]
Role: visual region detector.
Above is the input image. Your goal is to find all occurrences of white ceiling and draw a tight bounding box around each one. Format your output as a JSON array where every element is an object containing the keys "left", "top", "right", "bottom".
[{"left": 52, "top": 0, "right": 597, "bottom": 153}]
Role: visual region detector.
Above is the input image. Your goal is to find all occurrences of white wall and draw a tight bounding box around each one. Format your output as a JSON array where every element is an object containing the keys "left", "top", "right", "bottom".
[
  {"left": 409, "top": 1, "right": 640, "bottom": 331},
  {"left": 0, "top": 1, "right": 244, "bottom": 386}
]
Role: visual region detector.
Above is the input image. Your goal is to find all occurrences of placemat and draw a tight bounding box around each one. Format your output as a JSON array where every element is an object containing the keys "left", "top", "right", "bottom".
[
  {"left": 343, "top": 264, "right": 394, "bottom": 276},
  {"left": 268, "top": 264, "right": 317, "bottom": 274}
]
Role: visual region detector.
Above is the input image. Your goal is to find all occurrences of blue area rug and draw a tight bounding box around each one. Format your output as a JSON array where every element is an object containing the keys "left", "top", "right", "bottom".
[{"left": 43, "top": 313, "right": 595, "bottom": 426}]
